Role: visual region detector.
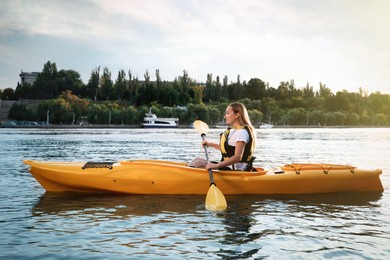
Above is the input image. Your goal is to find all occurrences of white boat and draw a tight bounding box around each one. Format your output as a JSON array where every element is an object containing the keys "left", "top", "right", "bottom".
[
  {"left": 259, "top": 123, "right": 274, "bottom": 129},
  {"left": 141, "top": 112, "right": 179, "bottom": 128}
]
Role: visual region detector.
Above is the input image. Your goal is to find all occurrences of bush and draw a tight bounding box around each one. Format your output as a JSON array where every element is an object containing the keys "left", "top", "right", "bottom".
[
  {"left": 8, "top": 103, "right": 37, "bottom": 121},
  {"left": 373, "top": 113, "right": 387, "bottom": 126}
]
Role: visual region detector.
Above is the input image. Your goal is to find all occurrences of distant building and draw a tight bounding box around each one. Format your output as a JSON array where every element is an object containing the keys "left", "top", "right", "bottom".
[{"left": 19, "top": 71, "right": 39, "bottom": 85}]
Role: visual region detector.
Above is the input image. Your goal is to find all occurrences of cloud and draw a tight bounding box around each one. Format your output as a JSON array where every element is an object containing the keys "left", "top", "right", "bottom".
[{"left": 0, "top": 0, "right": 389, "bottom": 93}]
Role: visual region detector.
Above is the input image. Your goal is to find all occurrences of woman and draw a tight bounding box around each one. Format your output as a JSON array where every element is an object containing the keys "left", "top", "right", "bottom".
[{"left": 191, "top": 102, "right": 256, "bottom": 171}]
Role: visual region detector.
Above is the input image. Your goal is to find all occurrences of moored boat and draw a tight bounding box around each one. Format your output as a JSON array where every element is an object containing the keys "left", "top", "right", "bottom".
[
  {"left": 23, "top": 160, "right": 383, "bottom": 195},
  {"left": 141, "top": 112, "right": 178, "bottom": 128},
  {"left": 259, "top": 123, "right": 274, "bottom": 129}
]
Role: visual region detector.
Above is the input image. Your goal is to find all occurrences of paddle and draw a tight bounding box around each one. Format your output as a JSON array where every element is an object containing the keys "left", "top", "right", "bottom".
[{"left": 193, "top": 120, "right": 227, "bottom": 211}]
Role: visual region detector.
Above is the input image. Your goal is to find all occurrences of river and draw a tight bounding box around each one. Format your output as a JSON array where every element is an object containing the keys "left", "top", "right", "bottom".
[{"left": 0, "top": 127, "right": 389, "bottom": 259}]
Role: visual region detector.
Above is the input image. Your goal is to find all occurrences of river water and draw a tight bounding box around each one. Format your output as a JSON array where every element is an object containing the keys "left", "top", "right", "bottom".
[{"left": 0, "top": 127, "right": 389, "bottom": 259}]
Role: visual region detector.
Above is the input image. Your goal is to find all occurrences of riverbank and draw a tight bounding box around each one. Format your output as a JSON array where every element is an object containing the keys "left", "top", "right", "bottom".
[{"left": 1, "top": 122, "right": 388, "bottom": 129}]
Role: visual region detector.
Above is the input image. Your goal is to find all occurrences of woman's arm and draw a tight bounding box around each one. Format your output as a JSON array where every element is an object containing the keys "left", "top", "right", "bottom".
[
  {"left": 202, "top": 140, "right": 220, "bottom": 150},
  {"left": 206, "top": 141, "right": 246, "bottom": 170}
]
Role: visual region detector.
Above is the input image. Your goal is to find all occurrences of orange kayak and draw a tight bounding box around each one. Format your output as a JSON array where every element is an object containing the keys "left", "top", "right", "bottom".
[{"left": 24, "top": 159, "right": 383, "bottom": 195}]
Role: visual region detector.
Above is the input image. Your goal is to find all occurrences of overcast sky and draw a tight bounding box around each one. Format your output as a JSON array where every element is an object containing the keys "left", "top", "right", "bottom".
[{"left": 1, "top": 0, "right": 389, "bottom": 94}]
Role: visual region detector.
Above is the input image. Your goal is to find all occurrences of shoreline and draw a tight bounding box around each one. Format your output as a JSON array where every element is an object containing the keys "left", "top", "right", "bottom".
[{"left": 1, "top": 124, "right": 388, "bottom": 129}]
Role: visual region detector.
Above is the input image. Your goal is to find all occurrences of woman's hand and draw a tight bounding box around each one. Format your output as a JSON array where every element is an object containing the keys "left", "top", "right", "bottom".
[
  {"left": 202, "top": 140, "right": 220, "bottom": 149},
  {"left": 206, "top": 162, "right": 219, "bottom": 170}
]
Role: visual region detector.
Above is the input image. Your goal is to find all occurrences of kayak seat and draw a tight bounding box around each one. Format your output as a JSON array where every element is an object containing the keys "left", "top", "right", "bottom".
[{"left": 82, "top": 162, "right": 116, "bottom": 170}]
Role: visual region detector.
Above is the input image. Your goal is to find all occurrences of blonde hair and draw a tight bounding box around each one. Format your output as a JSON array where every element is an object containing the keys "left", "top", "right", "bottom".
[{"left": 229, "top": 102, "right": 257, "bottom": 147}]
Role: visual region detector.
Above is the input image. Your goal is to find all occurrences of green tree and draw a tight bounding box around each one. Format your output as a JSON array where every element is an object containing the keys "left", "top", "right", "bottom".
[
  {"left": 345, "top": 112, "right": 360, "bottom": 125},
  {"left": 328, "top": 91, "right": 349, "bottom": 112},
  {"left": 239, "top": 98, "right": 262, "bottom": 111},
  {"left": 284, "top": 108, "right": 307, "bottom": 125},
  {"left": 373, "top": 113, "right": 387, "bottom": 126},
  {"left": 155, "top": 69, "right": 163, "bottom": 103},
  {"left": 261, "top": 97, "right": 278, "bottom": 124},
  {"left": 8, "top": 103, "right": 37, "bottom": 121},
  {"left": 227, "top": 75, "right": 243, "bottom": 100},
  {"left": 177, "top": 70, "right": 191, "bottom": 104},
  {"left": 1, "top": 88, "right": 16, "bottom": 100},
  {"left": 187, "top": 103, "right": 208, "bottom": 123},
  {"left": 359, "top": 110, "right": 372, "bottom": 125},
  {"left": 59, "top": 91, "right": 90, "bottom": 124},
  {"left": 244, "top": 78, "right": 267, "bottom": 100},
  {"left": 309, "top": 110, "right": 325, "bottom": 125},
  {"left": 204, "top": 73, "right": 215, "bottom": 102},
  {"left": 86, "top": 66, "right": 100, "bottom": 100},
  {"left": 332, "top": 111, "right": 346, "bottom": 125},
  {"left": 115, "top": 69, "right": 127, "bottom": 101},
  {"left": 86, "top": 103, "right": 100, "bottom": 124},
  {"left": 303, "top": 83, "right": 315, "bottom": 99},
  {"left": 49, "top": 98, "right": 73, "bottom": 124},
  {"left": 36, "top": 100, "right": 51, "bottom": 121},
  {"left": 192, "top": 85, "right": 204, "bottom": 104},
  {"left": 290, "top": 96, "right": 307, "bottom": 109},
  {"left": 127, "top": 70, "right": 139, "bottom": 103},
  {"left": 318, "top": 82, "right": 333, "bottom": 100},
  {"left": 248, "top": 109, "right": 263, "bottom": 125},
  {"left": 311, "top": 96, "right": 326, "bottom": 111},
  {"left": 36, "top": 91, "right": 90, "bottom": 124},
  {"left": 56, "top": 69, "right": 84, "bottom": 97},
  {"left": 9, "top": 59, "right": 390, "bottom": 127},
  {"left": 207, "top": 105, "right": 221, "bottom": 125},
  {"left": 123, "top": 106, "right": 137, "bottom": 124},
  {"left": 159, "top": 85, "right": 178, "bottom": 107},
  {"left": 368, "top": 92, "right": 385, "bottom": 114},
  {"left": 324, "top": 112, "right": 335, "bottom": 126},
  {"left": 215, "top": 76, "right": 222, "bottom": 101},
  {"left": 100, "top": 67, "right": 115, "bottom": 100},
  {"left": 33, "top": 61, "right": 58, "bottom": 99}
]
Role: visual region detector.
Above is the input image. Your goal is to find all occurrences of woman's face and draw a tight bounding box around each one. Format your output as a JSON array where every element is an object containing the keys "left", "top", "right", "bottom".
[{"left": 224, "top": 106, "right": 238, "bottom": 126}]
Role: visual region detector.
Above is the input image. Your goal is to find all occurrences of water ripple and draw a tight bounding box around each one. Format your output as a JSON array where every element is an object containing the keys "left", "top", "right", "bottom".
[{"left": 1, "top": 128, "right": 389, "bottom": 259}]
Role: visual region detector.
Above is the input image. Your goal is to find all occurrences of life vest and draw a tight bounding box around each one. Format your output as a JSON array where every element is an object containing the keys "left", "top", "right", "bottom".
[{"left": 219, "top": 125, "right": 255, "bottom": 163}]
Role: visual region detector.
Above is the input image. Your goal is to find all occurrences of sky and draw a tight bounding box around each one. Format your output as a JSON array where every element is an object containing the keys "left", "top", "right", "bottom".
[{"left": 1, "top": 0, "right": 389, "bottom": 94}]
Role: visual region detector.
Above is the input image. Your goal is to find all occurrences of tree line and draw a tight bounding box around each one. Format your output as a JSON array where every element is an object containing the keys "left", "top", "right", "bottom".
[{"left": 2, "top": 61, "right": 390, "bottom": 126}]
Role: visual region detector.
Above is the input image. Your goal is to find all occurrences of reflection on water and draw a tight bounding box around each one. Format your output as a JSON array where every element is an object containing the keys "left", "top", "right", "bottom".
[
  {"left": 33, "top": 192, "right": 384, "bottom": 218},
  {"left": 33, "top": 193, "right": 205, "bottom": 217},
  {"left": 1, "top": 128, "right": 389, "bottom": 259},
  {"left": 28, "top": 192, "right": 385, "bottom": 259}
]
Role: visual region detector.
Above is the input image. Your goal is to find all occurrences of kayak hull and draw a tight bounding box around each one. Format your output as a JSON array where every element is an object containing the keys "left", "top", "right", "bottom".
[{"left": 24, "top": 160, "right": 384, "bottom": 195}]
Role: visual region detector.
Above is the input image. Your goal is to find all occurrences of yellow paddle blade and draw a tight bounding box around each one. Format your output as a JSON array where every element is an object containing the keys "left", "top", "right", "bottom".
[
  {"left": 193, "top": 120, "right": 209, "bottom": 135},
  {"left": 205, "top": 184, "right": 227, "bottom": 211}
]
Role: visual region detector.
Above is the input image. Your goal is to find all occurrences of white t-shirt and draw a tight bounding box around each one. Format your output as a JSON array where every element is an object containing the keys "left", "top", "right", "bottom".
[{"left": 227, "top": 128, "right": 250, "bottom": 146}]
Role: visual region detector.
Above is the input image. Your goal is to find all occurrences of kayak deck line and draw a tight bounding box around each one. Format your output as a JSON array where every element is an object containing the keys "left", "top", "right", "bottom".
[
  {"left": 23, "top": 159, "right": 384, "bottom": 195},
  {"left": 282, "top": 163, "right": 356, "bottom": 175}
]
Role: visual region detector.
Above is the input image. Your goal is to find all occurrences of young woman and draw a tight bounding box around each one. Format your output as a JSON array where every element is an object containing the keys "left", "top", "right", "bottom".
[{"left": 190, "top": 102, "right": 257, "bottom": 171}]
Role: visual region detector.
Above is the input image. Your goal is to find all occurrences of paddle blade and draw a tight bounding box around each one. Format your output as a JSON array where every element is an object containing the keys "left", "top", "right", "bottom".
[
  {"left": 205, "top": 184, "right": 227, "bottom": 211},
  {"left": 193, "top": 120, "right": 209, "bottom": 135}
]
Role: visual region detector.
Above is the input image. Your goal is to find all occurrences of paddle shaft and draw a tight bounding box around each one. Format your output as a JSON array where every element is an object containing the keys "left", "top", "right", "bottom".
[
  {"left": 195, "top": 120, "right": 227, "bottom": 210},
  {"left": 201, "top": 133, "right": 215, "bottom": 185}
]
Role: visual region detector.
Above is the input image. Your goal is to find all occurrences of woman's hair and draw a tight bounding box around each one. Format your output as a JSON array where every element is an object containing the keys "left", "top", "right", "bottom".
[{"left": 229, "top": 102, "right": 257, "bottom": 146}]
